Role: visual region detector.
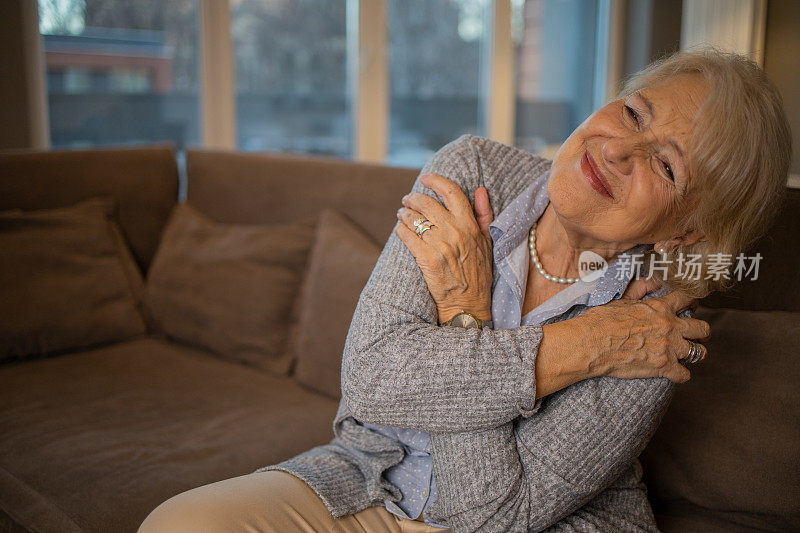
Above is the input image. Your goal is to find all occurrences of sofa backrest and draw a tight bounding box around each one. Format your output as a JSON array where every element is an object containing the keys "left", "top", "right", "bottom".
[
  {"left": 701, "top": 186, "right": 800, "bottom": 312},
  {"left": 643, "top": 186, "right": 800, "bottom": 530},
  {"left": 0, "top": 145, "right": 178, "bottom": 274},
  {"left": 186, "top": 149, "right": 418, "bottom": 244},
  {"left": 3, "top": 144, "right": 795, "bottom": 309}
]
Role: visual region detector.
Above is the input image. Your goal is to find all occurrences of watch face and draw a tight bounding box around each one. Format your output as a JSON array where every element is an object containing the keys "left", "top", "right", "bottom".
[{"left": 458, "top": 314, "right": 478, "bottom": 328}]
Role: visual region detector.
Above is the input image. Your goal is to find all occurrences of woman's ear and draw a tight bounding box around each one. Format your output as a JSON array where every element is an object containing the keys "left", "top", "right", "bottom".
[
  {"left": 676, "top": 229, "right": 706, "bottom": 246},
  {"left": 653, "top": 230, "right": 706, "bottom": 251},
  {"left": 655, "top": 229, "right": 706, "bottom": 252}
]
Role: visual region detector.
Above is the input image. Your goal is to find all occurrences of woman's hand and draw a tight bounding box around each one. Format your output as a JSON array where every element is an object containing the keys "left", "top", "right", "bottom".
[
  {"left": 394, "top": 173, "right": 494, "bottom": 324},
  {"left": 545, "top": 288, "right": 710, "bottom": 387},
  {"left": 536, "top": 289, "right": 709, "bottom": 394}
]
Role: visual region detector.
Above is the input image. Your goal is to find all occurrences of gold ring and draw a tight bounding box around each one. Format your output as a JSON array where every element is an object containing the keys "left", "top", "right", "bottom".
[{"left": 417, "top": 225, "right": 432, "bottom": 236}]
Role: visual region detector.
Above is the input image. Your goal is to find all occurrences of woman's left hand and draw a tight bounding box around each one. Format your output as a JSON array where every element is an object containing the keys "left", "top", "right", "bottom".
[{"left": 395, "top": 173, "right": 494, "bottom": 324}]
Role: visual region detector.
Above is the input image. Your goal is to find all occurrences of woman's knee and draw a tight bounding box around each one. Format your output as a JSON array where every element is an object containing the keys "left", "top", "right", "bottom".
[
  {"left": 138, "top": 471, "right": 325, "bottom": 533},
  {"left": 139, "top": 477, "right": 258, "bottom": 532},
  {"left": 138, "top": 487, "right": 221, "bottom": 533}
]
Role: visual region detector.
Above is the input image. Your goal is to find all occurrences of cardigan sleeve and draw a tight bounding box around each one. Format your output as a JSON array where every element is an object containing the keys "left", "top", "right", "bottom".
[
  {"left": 424, "top": 295, "right": 689, "bottom": 531},
  {"left": 539, "top": 460, "right": 660, "bottom": 532},
  {"left": 340, "top": 135, "right": 552, "bottom": 433},
  {"left": 425, "top": 378, "right": 673, "bottom": 531}
]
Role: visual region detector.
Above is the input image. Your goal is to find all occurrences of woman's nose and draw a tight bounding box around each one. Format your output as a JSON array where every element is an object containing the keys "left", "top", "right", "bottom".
[{"left": 601, "top": 135, "right": 643, "bottom": 176}]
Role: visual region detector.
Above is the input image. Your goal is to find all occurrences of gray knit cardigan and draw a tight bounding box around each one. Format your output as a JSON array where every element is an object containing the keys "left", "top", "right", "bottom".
[{"left": 256, "top": 134, "right": 678, "bottom": 532}]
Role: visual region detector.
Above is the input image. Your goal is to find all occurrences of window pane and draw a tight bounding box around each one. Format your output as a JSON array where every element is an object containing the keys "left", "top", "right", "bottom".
[
  {"left": 387, "top": 0, "right": 488, "bottom": 168},
  {"left": 39, "top": 0, "right": 201, "bottom": 149},
  {"left": 232, "top": 0, "right": 351, "bottom": 158},
  {"left": 513, "top": 0, "right": 601, "bottom": 158}
]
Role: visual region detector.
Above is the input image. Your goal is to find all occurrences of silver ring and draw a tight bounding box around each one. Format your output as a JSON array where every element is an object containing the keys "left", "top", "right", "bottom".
[
  {"left": 415, "top": 222, "right": 434, "bottom": 236},
  {"left": 684, "top": 341, "right": 704, "bottom": 364},
  {"left": 413, "top": 218, "right": 429, "bottom": 228}
]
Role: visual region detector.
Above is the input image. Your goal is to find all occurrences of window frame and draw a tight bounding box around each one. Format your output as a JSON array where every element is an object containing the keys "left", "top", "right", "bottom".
[{"left": 30, "top": 0, "right": 626, "bottom": 162}]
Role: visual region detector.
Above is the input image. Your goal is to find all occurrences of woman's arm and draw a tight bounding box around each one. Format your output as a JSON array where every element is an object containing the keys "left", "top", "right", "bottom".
[
  {"left": 541, "top": 461, "right": 660, "bottom": 532},
  {"left": 424, "top": 294, "right": 691, "bottom": 532},
  {"left": 341, "top": 136, "right": 551, "bottom": 432},
  {"left": 431, "top": 437, "right": 662, "bottom": 532}
]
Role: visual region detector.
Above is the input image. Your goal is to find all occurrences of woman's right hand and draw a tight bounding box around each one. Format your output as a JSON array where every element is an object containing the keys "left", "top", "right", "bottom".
[{"left": 575, "top": 288, "right": 709, "bottom": 383}]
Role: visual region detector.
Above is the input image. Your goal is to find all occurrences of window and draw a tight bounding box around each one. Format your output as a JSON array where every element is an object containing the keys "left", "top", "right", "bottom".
[
  {"left": 387, "top": 0, "right": 489, "bottom": 167},
  {"left": 38, "top": 0, "right": 201, "bottom": 149},
  {"left": 33, "top": 0, "right": 613, "bottom": 163},
  {"left": 512, "top": 0, "right": 602, "bottom": 158},
  {"left": 231, "top": 0, "right": 351, "bottom": 157}
]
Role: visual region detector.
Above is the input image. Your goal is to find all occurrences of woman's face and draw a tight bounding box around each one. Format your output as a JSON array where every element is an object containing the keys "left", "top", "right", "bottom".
[{"left": 547, "top": 73, "right": 710, "bottom": 248}]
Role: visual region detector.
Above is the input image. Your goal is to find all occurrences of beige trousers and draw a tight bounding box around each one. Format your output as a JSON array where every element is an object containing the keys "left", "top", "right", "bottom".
[{"left": 138, "top": 470, "right": 451, "bottom": 533}]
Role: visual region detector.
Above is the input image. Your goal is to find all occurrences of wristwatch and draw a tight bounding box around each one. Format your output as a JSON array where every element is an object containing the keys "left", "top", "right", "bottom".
[{"left": 443, "top": 311, "right": 492, "bottom": 330}]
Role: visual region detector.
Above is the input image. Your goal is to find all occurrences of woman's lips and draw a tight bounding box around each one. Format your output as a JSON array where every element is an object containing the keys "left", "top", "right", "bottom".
[{"left": 580, "top": 151, "right": 614, "bottom": 199}]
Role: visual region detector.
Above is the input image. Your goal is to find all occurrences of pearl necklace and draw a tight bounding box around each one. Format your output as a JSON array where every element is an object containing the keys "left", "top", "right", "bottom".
[{"left": 528, "top": 222, "right": 579, "bottom": 284}]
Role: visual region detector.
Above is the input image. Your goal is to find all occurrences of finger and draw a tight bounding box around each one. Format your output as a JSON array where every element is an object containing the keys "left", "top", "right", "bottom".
[
  {"left": 419, "top": 173, "right": 473, "bottom": 219},
  {"left": 402, "top": 192, "right": 451, "bottom": 223},
  {"left": 677, "top": 317, "right": 711, "bottom": 342},
  {"left": 474, "top": 186, "right": 494, "bottom": 240},
  {"left": 666, "top": 361, "right": 692, "bottom": 383},
  {"left": 397, "top": 205, "right": 425, "bottom": 230},
  {"left": 656, "top": 289, "right": 697, "bottom": 315},
  {"left": 397, "top": 206, "right": 440, "bottom": 241},
  {"left": 621, "top": 278, "right": 662, "bottom": 300},
  {"left": 677, "top": 338, "right": 707, "bottom": 364},
  {"left": 394, "top": 221, "right": 430, "bottom": 259}
]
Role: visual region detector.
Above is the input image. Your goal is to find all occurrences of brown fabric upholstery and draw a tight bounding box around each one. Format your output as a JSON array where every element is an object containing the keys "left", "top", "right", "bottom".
[
  {"left": 186, "top": 149, "right": 418, "bottom": 245},
  {"left": 0, "top": 145, "right": 178, "bottom": 273},
  {"left": 2, "top": 145, "right": 798, "bottom": 533},
  {"left": 0, "top": 337, "right": 338, "bottom": 533},
  {"left": 145, "top": 202, "right": 315, "bottom": 376},
  {"left": 701, "top": 187, "right": 800, "bottom": 312},
  {"left": 642, "top": 305, "right": 800, "bottom": 532},
  {"left": 654, "top": 502, "right": 781, "bottom": 533},
  {"left": 292, "top": 210, "right": 381, "bottom": 399},
  {"left": 0, "top": 197, "right": 146, "bottom": 361}
]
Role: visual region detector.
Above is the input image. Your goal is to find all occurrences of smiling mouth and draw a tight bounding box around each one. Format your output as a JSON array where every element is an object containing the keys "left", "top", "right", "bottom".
[{"left": 580, "top": 151, "right": 614, "bottom": 199}]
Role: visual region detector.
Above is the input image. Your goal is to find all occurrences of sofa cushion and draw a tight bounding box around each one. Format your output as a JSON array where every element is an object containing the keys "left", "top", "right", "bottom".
[
  {"left": 654, "top": 501, "right": 790, "bottom": 533},
  {"left": 186, "top": 149, "right": 417, "bottom": 245},
  {"left": 0, "top": 197, "right": 147, "bottom": 362},
  {"left": 0, "top": 145, "right": 178, "bottom": 273},
  {"left": 145, "top": 202, "right": 315, "bottom": 375},
  {"left": 0, "top": 337, "right": 339, "bottom": 532},
  {"left": 292, "top": 210, "right": 380, "bottom": 399},
  {"left": 642, "top": 306, "right": 800, "bottom": 531}
]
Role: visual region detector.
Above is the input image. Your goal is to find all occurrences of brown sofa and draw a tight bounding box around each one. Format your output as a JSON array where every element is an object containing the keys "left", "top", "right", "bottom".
[{"left": 0, "top": 145, "right": 797, "bottom": 533}]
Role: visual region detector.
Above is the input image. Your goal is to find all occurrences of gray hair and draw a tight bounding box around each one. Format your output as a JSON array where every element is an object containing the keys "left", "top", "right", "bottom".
[{"left": 618, "top": 47, "right": 792, "bottom": 298}]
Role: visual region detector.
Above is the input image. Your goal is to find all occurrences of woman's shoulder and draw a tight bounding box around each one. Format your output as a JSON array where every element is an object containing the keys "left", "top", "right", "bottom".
[{"left": 422, "top": 134, "right": 552, "bottom": 211}]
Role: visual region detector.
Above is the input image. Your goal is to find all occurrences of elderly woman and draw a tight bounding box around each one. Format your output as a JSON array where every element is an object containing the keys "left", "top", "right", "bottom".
[{"left": 140, "top": 49, "right": 791, "bottom": 532}]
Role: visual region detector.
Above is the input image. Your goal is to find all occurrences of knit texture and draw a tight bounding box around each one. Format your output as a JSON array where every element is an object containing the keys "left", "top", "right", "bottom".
[{"left": 256, "top": 135, "right": 679, "bottom": 532}]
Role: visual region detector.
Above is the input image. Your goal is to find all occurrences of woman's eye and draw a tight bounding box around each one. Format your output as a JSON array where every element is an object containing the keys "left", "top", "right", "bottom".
[
  {"left": 660, "top": 159, "right": 675, "bottom": 181},
  {"left": 624, "top": 104, "right": 640, "bottom": 127}
]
